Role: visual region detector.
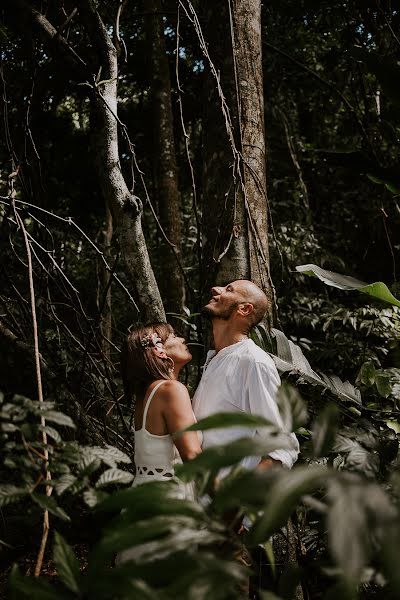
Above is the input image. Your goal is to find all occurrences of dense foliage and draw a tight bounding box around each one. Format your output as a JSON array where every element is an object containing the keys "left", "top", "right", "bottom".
[{"left": 1, "top": 0, "right": 400, "bottom": 598}]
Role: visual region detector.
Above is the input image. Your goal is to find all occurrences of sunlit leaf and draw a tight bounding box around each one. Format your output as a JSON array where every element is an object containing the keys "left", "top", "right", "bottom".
[
  {"left": 296, "top": 264, "right": 400, "bottom": 308},
  {"left": 95, "top": 468, "right": 134, "bottom": 488}
]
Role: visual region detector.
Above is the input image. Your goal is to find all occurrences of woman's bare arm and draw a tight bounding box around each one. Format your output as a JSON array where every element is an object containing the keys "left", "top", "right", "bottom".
[{"left": 160, "top": 380, "right": 202, "bottom": 461}]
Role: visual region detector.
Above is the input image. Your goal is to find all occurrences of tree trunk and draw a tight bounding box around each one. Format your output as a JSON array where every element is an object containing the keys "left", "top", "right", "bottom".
[
  {"left": 201, "top": 0, "right": 275, "bottom": 324},
  {"left": 78, "top": 0, "right": 165, "bottom": 324},
  {"left": 99, "top": 200, "right": 113, "bottom": 359},
  {"left": 146, "top": 0, "right": 185, "bottom": 315}
]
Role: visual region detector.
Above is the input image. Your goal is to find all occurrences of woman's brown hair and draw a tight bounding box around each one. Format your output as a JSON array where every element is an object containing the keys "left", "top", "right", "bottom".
[{"left": 121, "top": 322, "right": 174, "bottom": 403}]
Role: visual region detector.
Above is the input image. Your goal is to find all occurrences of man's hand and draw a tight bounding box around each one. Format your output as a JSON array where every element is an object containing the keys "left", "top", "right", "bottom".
[{"left": 257, "top": 457, "right": 281, "bottom": 471}]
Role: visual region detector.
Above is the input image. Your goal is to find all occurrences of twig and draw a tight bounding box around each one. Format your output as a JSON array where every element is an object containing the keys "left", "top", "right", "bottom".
[{"left": 12, "top": 196, "right": 51, "bottom": 577}]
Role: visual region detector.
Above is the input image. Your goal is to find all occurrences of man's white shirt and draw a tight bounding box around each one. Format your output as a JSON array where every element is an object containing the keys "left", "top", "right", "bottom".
[{"left": 192, "top": 338, "right": 299, "bottom": 470}]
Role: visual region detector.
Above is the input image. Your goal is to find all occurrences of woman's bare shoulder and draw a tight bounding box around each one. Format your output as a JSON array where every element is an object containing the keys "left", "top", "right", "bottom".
[{"left": 158, "top": 380, "right": 190, "bottom": 401}]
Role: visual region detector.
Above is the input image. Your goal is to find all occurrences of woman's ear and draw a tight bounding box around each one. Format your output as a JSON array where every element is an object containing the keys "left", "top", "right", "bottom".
[
  {"left": 237, "top": 302, "right": 254, "bottom": 317},
  {"left": 151, "top": 346, "right": 168, "bottom": 360}
]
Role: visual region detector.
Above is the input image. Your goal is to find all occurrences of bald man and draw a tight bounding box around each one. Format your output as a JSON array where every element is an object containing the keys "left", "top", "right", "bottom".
[{"left": 192, "top": 279, "right": 299, "bottom": 472}]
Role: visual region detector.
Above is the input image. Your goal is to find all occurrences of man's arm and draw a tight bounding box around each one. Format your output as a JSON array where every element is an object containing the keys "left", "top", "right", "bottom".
[{"left": 247, "top": 358, "right": 299, "bottom": 469}]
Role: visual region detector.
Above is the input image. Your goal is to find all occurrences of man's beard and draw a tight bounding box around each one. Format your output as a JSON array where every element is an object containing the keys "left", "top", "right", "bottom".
[{"left": 201, "top": 301, "right": 239, "bottom": 321}]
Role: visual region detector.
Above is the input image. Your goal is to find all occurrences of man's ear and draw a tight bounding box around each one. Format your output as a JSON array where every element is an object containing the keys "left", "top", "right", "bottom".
[
  {"left": 151, "top": 346, "right": 168, "bottom": 359},
  {"left": 237, "top": 303, "right": 254, "bottom": 317}
]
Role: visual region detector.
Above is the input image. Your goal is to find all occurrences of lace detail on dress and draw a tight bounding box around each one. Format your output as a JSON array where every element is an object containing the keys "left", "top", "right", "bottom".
[{"left": 136, "top": 465, "right": 173, "bottom": 478}]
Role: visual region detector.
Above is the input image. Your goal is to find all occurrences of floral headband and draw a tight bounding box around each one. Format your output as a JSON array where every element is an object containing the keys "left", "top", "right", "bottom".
[{"left": 140, "top": 332, "right": 164, "bottom": 351}]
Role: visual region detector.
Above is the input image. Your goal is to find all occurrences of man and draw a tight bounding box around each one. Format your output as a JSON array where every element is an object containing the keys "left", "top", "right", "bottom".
[{"left": 192, "top": 279, "right": 299, "bottom": 471}]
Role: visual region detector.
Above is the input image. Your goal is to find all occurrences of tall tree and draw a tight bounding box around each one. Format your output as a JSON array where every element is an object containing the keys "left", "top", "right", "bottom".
[
  {"left": 146, "top": 0, "right": 185, "bottom": 315},
  {"left": 201, "top": 0, "right": 274, "bottom": 324}
]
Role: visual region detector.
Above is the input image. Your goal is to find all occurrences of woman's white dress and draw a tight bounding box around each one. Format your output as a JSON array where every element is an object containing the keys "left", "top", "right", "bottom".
[{"left": 115, "top": 381, "right": 197, "bottom": 565}]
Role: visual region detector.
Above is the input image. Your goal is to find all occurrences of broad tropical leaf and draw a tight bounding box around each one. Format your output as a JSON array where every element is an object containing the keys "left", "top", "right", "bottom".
[
  {"left": 179, "top": 411, "right": 276, "bottom": 433},
  {"left": 8, "top": 564, "right": 67, "bottom": 600},
  {"left": 270, "top": 328, "right": 361, "bottom": 406},
  {"left": 53, "top": 532, "right": 81, "bottom": 594},
  {"left": 296, "top": 264, "right": 400, "bottom": 308},
  {"left": 312, "top": 404, "right": 339, "bottom": 458},
  {"left": 176, "top": 433, "right": 295, "bottom": 480},
  {"left": 247, "top": 466, "right": 329, "bottom": 545}
]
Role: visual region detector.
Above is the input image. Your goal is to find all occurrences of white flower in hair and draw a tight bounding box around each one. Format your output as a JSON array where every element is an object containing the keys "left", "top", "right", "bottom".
[{"left": 140, "top": 332, "right": 165, "bottom": 351}]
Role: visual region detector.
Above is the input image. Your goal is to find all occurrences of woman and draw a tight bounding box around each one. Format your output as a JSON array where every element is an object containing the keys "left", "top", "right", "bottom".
[{"left": 121, "top": 321, "right": 202, "bottom": 498}]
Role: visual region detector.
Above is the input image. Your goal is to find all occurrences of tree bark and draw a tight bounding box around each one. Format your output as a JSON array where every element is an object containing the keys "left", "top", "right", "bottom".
[
  {"left": 146, "top": 0, "right": 185, "bottom": 315},
  {"left": 201, "top": 0, "right": 275, "bottom": 324},
  {"left": 99, "top": 200, "right": 113, "bottom": 359}
]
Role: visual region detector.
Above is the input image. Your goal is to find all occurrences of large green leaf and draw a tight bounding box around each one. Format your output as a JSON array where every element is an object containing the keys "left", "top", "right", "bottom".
[
  {"left": 270, "top": 328, "right": 361, "bottom": 407},
  {"left": 178, "top": 411, "right": 276, "bottom": 433},
  {"left": 53, "top": 532, "right": 81, "bottom": 594},
  {"left": 212, "top": 468, "right": 280, "bottom": 512},
  {"left": 8, "top": 565, "right": 67, "bottom": 600},
  {"left": 276, "top": 382, "right": 308, "bottom": 432},
  {"left": 247, "top": 466, "right": 329, "bottom": 545},
  {"left": 96, "top": 482, "right": 205, "bottom": 521},
  {"left": 296, "top": 264, "right": 400, "bottom": 308},
  {"left": 326, "top": 476, "right": 396, "bottom": 582},
  {"left": 312, "top": 404, "right": 339, "bottom": 458},
  {"left": 176, "top": 433, "right": 295, "bottom": 480},
  {"left": 90, "top": 515, "right": 223, "bottom": 566}
]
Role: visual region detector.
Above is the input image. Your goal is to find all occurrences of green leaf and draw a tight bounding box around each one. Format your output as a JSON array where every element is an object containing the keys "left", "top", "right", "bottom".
[
  {"left": 357, "top": 362, "right": 376, "bottom": 387},
  {"left": 95, "top": 468, "right": 134, "bottom": 488},
  {"left": 276, "top": 382, "right": 308, "bottom": 431},
  {"left": 333, "top": 436, "right": 379, "bottom": 478},
  {"left": 312, "top": 404, "right": 339, "bottom": 458},
  {"left": 83, "top": 488, "right": 109, "bottom": 508},
  {"left": 53, "top": 532, "right": 81, "bottom": 594},
  {"left": 39, "top": 410, "right": 76, "bottom": 428},
  {"left": 212, "top": 469, "right": 279, "bottom": 512},
  {"left": 54, "top": 474, "right": 77, "bottom": 495},
  {"left": 89, "top": 445, "right": 131, "bottom": 468},
  {"left": 375, "top": 373, "right": 392, "bottom": 398},
  {"left": 178, "top": 411, "right": 276, "bottom": 433},
  {"left": 326, "top": 477, "right": 396, "bottom": 581},
  {"left": 0, "top": 484, "right": 28, "bottom": 507},
  {"left": 247, "top": 466, "right": 329, "bottom": 545},
  {"left": 39, "top": 425, "right": 62, "bottom": 443},
  {"left": 270, "top": 328, "right": 361, "bottom": 406},
  {"left": 296, "top": 264, "right": 400, "bottom": 308},
  {"left": 31, "top": 493, "right": 71, "bottom": 521},
  {"left": 176, "top": 433, "right": 295, "bottom": 480},
  {"left": 8, "top": 564, "right": 65, "bottom": 600},
  {"left": 90, "top": 515, "right": 223, "bottom": 565}
]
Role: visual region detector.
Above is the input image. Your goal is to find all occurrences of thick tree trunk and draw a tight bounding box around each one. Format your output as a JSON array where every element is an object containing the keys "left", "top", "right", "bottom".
[
  {"left": 201, "top": 0, "right": 274, "bottom": 324},
  {"left": 79, "top": 0, "right": 165, "bottom": 324},
  {"left": 146, "top": 0, "right": 185, "bottom": 315}
]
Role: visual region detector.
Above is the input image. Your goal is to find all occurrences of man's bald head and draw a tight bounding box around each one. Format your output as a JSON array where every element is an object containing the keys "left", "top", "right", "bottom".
[
  {"left": 202, "top": 279, "right": 269, "bottom": 331},
  {"left": 232, "top": 280, "right": 269, "bottom": 328}
]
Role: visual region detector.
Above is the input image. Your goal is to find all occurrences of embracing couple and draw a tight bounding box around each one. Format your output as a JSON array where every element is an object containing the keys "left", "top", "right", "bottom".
[{"left": 121, "top": 279, "right": 299, "bottom": 500}]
